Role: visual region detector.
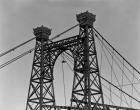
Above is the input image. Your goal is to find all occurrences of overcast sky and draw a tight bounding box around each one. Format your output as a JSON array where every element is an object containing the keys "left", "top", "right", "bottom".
[{"left": 0, "top": 0, "right": 140, "bottom": 110}]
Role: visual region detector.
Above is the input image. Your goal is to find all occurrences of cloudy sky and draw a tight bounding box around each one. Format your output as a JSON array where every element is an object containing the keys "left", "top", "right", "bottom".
[{"left": 0, "top": 0, "right": 140, "bottom": 110}]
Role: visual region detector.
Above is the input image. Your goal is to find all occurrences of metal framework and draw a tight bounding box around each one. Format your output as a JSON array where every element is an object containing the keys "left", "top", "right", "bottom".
[
  {"left": 26, "top": 11, "right": 139, "bottom": 110},
  {"left": 26, "top": 26, "right": 56, "bottom": 110}
]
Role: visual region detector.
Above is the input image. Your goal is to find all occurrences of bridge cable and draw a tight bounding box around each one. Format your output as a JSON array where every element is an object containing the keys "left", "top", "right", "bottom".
[
  {"left": 0, "top": 37, "right": 36, "bottom": 58},
  {"left": 96, "top": 33, "right": 140, "bottom": 98},
  {"left": 99, "top": 36, "right": 114, "bottom": 105},
  {"left": 102, "top": 83, "right": 129, "bottom": 106},
  {"left": 120, "top": 60, "right": 124, "bottom": 106},
  {"left": 50, "top": 24, "right": 79, "bottom": 41},
  {"left": 131, "top": 68, "right": 134, "bottom": 107},
  {"left": 61, "top": 53, "right": 67, "bottom": 106},
  {"left": 63, "top": 50, "right": 140, "bottom": 106},
  {"left": 96, "top": 36, "right": 129, "bottom": 105},
  {"left": 95, "top": 29, "right": 140, "bottom": 93},
  {"left": 96, "top": 33, "right": 140, "bottom": 83},
  {"left": 0, "top": 24, "right": 79, "bottom": 69},
  {"left": 97, "top": 36, "right": 140, "bottom": 105},
  {"left": 99, "top": 37, "right": 103, "bottom": 76},
  {"left": 94, "top": 31, "right": 140, "bottom": 105},
  {"left": 93, "top": 27, "right": 140, "bottom": 76},
  {"left": 0, "top": 48, "right": 34, "bottom": 69},
  {"left": 100, "top": 75, "right": 140, "bottom": 104},
  {"left": 110, "top": 51, "right": 140, "bottom": 101},
  {"left": 61, "top": 48, "right": 140, "bottom": 106},
  {"left": 109, "top": 49, "right": 114, "bottom": 104},
  {"left": 63, "top": 52, "right": 74, "bottom": 65},
  {"left": 95, "top": 34, "right": 140, "bottom": 82},
  {"left": 61, "top": 32, "right": 137, "bottom": 104},
  {"left": 63, "top": 52, "right": 74, "bottom": 71},
  {"left": 102, "top": 92, "right": 116, "bottom": 106},
  {"left": 98, "top": 33, "right": 140, "bottom": 83},
  {"left": 0, "top": 23, "right": 79, "bottom": 58},
  {"left": 64, "top": 49, "right": 125, "bottom": 105}
]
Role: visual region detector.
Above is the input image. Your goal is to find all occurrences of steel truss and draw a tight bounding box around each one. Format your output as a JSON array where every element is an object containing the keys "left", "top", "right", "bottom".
[{"left": 26, "top": 11, "right": 139, "bottom": 110}]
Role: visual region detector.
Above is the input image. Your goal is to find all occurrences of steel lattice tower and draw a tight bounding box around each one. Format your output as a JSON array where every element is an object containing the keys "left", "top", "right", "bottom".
[
  {"left": 26, "top": 11, "right": 104, "bottom": 110},
  {"left": 71, "top": 12, "right": 104, "bottom": 109},
  {"left": 26, "top": 26, "right": 56, "bottom": 110}
]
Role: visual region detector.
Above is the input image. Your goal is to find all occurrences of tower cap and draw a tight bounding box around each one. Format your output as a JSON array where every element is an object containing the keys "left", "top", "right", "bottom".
[
  {"left": 33, "top": 25, "right": 51, "bottom": 41},
  {"left": 76, "top": 11, "right": 96, "bottom": 27}
]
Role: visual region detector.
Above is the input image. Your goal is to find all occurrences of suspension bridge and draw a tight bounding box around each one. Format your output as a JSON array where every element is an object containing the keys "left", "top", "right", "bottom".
[{"left": 1, "top": 11, "right": 140, "bottom": 110}]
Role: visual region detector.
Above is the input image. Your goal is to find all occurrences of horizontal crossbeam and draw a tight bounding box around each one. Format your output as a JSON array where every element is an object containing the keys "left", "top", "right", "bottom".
[{"left": 46, "top": 35, "right": 80, "bottom": 51}]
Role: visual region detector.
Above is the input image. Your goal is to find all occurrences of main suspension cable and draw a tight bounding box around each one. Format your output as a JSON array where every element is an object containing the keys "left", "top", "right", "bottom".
[
  {"left": 0, "top": 48, "right": 34, "bottom": 69},
  {"left": 102, "top": 83, "right": 129, "bottom": 106},
  {"left": 96, "top": 32, "right": 140, "bottom": 83},
  {"left": 50, "top": 24, "right": 79, "bottom": 41},
  {"left": 96, "top": 32, "right": 140, "bottom": 97},
  {"left": 97, "top": 37, "right": 129, "bottom": 105},
  {"left": 0, "top": 23, "right": 79, "bottom": 58},
  {"left": 100, "top": 75, "right": 140, "bottom": 104},
  {"left": 61, "top": 49, "right": 140, "bottom": 105},
  {"left": 0, "top": 23, "right": 79, "bottom": 69},
  {"left": 93, "top": 27, "right": 140, "bottom": 76},
  {"left": 0, "top": 37, "right": 36, "bottom": 58}
]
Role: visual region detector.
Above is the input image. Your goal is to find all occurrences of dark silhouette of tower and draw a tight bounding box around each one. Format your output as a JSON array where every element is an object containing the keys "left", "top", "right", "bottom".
[
  {"left": 26, "top": 11, "right": 104, "bottom": 110},
  {"left": 25, "top": 11, "right": 138, "bottom": 110},
  {"left": 26, "top": 26, "right": 56, "bottom": 110},
  {"left": 70, "top": 11, "right": 104, "bottom": 110}
]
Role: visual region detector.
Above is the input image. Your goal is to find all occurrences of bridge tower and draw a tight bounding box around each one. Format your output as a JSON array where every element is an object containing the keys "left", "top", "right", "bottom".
[
  {"left": 71, "top": 11, "right": 104, "bottom": 109},
  {"left": 26, "top": 26, "right": 56, "bottom": 110},
  {"left": 26, "top": 11, "right": 104, "bottom": 110}
]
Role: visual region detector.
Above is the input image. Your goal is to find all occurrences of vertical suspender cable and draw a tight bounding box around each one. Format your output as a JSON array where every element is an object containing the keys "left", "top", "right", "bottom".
[
  {"left": 120, "top": 59, "right": 124, "bottom": 106},
  {"left": 93, "top": 27, "right": 140, "bottom": 76},
  {"left": 99, "top": 37, "right": 103, "bottom": 76},
  {"left": 131, "top": 68, "right": 134, "bottom": 107},
  {"left": 100, "top": 75, "right": 140, "bottom": 104},
  {"left": 61, "top": 54, "right": 67, "bottom": 106},
  {"left": 96, "top": 35, "right": 129, "bottom": 106},
  {"left": 110, "top": 49, "right": 114, "bottom": 104},
  {"left": 95, "top": 31, "right": 140, "bottom": 98}
]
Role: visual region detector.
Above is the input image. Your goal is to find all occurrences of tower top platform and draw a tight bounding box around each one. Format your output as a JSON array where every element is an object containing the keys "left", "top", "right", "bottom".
[
  {"left": 33, "top": 25, "right": 51, "bottom": 41},
  {"left": 76, "top": 11, "right": 96, "bottom": 28}
]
